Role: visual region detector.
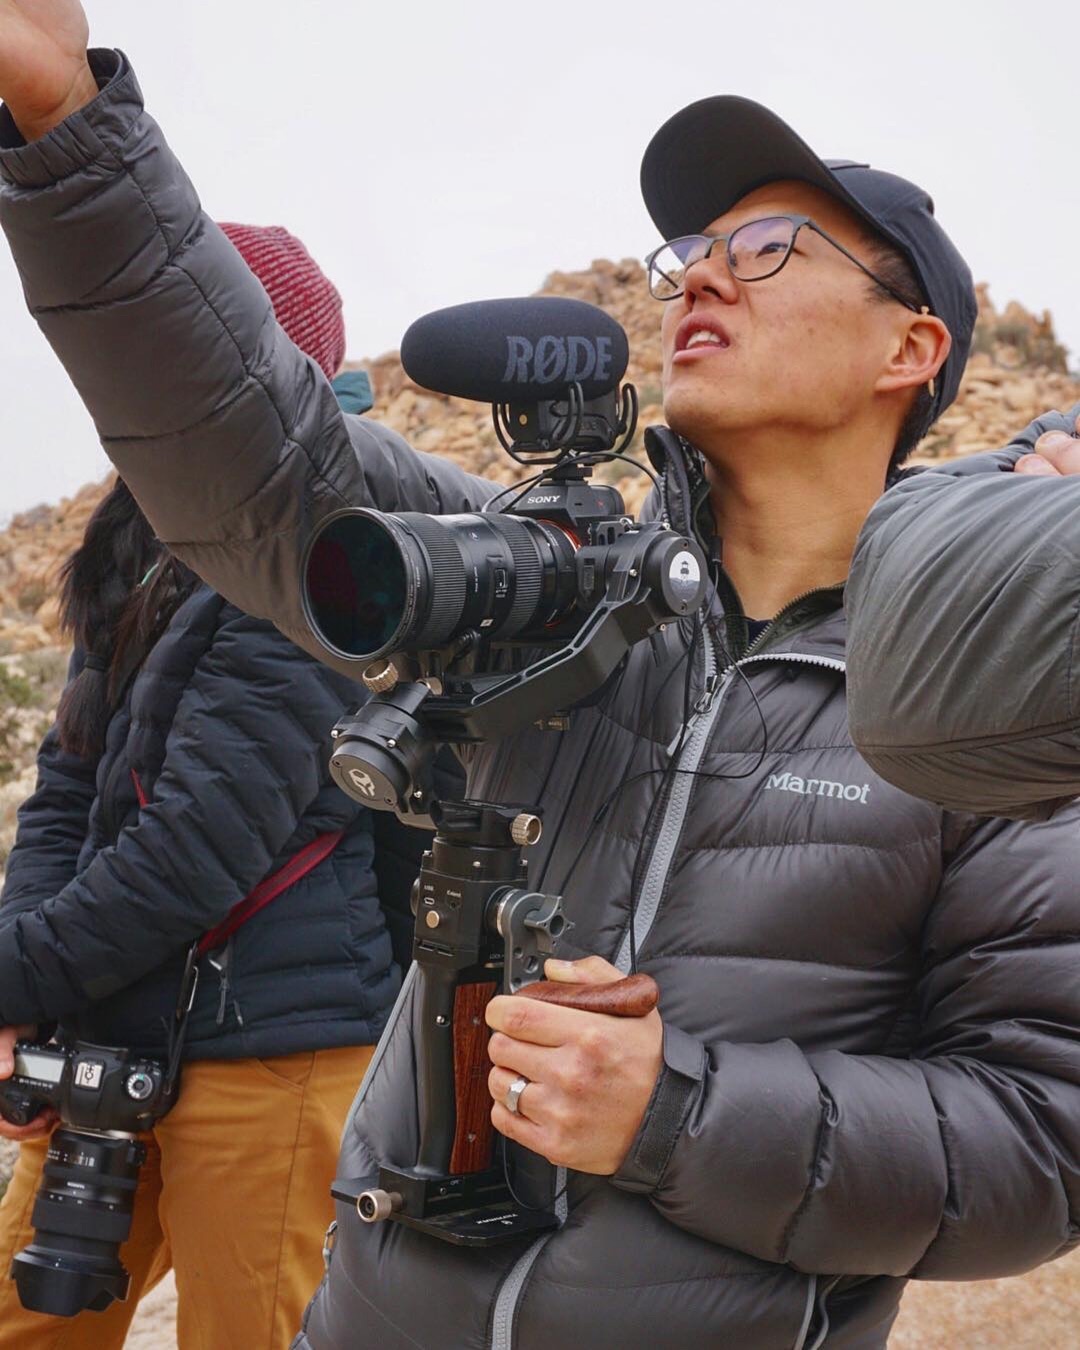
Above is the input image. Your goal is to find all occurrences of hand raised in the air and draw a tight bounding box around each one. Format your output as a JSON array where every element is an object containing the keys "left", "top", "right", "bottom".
[{"left": 0, "top": 0, "right": 97, "bottom": 142}]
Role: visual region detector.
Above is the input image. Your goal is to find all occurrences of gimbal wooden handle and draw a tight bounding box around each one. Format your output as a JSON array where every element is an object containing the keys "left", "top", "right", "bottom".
[
  {"left": 449, "top": 972, "right": 659, "bottom": 1174},
  {"left": 513, "top": 972, "right": 659, "bottom": 1018}
]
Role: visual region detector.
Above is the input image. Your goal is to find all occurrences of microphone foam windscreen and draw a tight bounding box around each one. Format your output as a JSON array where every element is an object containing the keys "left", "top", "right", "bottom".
[{"left": 400, "top": 297, "right": 629, "bottom": 404}]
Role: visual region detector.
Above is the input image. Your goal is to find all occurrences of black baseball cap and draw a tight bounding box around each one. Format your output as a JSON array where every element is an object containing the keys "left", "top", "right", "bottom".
[{"left": 640, "top": 96, "right": 977, "bottom": 420}]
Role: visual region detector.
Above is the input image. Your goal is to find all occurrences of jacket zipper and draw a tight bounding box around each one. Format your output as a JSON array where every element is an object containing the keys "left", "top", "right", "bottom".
[
  {"left": 616, "top": 635, "right": 724, "bottom": 973},
  {"left": 737, "top": 651, "right": 846, "bottom": 676},
  {"left": 489, "top": 635, "right": 845, "bottom": 1349},
  {"left": 734, "top": 581, "right": 845, "bottom": 663},
  {"left": 491, "top": 630, "right": 726, "bottom": 1350}
]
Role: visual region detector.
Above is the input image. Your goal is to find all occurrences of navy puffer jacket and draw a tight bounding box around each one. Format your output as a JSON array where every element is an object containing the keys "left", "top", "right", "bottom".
[{"left": 0, "top": 583, "right": 398, "bottom": 1060}]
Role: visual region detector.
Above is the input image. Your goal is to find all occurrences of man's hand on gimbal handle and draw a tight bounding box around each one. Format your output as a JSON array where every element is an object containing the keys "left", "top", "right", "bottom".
[
  {"left": 486, "top": 955, "right": 664, "bottom": 1176},
  {"left": 0, "top": 0, "right": 97, "bottom": 143},
  {"left": 514, "top": 971, "right": 659, "bottom": 1018},
  {"left": 1014, "top": 415, "right": 1080, "bottom": 478},
  {"left": 0, "top": 1024, "right": 57, "bottom": 1142}
]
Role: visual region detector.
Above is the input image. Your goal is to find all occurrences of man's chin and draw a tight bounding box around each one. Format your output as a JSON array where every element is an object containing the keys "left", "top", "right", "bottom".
[{"left": 662, "top": 394, "right": 741, "bottom": 449}]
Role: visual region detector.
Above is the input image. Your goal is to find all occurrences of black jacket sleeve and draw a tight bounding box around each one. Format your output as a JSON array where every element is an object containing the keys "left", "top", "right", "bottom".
[
  {"left": 613, "top": 809, "right": 1080, "bottom": 1279},
  {"left": 0, "top": 609, "right": 364, "bottom": 1025}
]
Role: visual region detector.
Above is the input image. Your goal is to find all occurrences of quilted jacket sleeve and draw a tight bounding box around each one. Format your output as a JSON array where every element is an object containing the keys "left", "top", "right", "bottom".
[
  {"left": 613, "top": 808, "right": 1080, "bottom": 1279},
  {"left": 846, "top": 406, "right": 1080, "bottom": 820},
  {"left": 0, "top": 608, "right": 365, "bottom": 1026},
  {"left": 2, "top": 657, "right": 97, "bottom": 916},
  {"left": 0, "top": 51, "right": 498, "bottom": 678}
]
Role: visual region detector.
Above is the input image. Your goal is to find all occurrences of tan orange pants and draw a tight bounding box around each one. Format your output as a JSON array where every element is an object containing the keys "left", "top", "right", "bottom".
[{"left": 0, "top": 1044, "right": 373, "bottom": 1350}]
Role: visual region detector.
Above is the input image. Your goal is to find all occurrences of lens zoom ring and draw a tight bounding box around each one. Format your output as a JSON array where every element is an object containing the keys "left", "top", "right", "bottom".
[
  {"left": 497, "top": 518, "right": 545, "bottom": 637},
  {"left": 398, "top": 514, "right": 468, "bottom": 648}
]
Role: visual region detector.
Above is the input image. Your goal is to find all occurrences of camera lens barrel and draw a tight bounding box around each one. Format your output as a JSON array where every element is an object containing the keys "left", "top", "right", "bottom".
[
  {"left": 11, "top": 1129, "right": 144, "bottom": 1317},
  {"left": 302, "top": 508, "right": 578, "bottom": 662}
]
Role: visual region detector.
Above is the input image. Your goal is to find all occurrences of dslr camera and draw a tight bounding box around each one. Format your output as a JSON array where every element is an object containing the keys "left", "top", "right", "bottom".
[{"left": 0, "top": 1040, "right": 175, "bottom": 1316}]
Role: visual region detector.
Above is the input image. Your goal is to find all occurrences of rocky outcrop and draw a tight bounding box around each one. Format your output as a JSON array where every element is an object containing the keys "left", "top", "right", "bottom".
[{"left": 0, "top": 478, "right": 108, "bottom": 646}]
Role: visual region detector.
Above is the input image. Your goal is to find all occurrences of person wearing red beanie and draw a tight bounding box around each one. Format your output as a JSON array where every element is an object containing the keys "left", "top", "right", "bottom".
[
  {"left": 218, "top": 221, "right": 373, "bottom": 415},
  {"left": 218, "top": 222, "right": 346, "bottom": 381},
  {"left": 0, "top": 223, "right": 388, "bottom": 1349}
]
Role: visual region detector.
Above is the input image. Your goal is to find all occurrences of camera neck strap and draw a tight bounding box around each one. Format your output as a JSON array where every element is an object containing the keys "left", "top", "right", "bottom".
[{"left": 135, "top": 761, "right": 347, "bottom": 1093}]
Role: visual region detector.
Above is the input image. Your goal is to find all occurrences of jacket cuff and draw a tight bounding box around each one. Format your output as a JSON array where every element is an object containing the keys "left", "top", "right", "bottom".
[
  {"left": 611, "top": 1022, "right": 705, "bottom": 1195},
  {"left": 0, "top": 49, "right": 137, "bottom": 188}
]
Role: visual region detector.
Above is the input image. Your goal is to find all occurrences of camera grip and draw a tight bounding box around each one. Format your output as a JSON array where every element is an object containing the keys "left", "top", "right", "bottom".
[
  {"left": 449, "top": 980, "right": 499, "bottom": 1174},
  {"left": 514, "top": 972, "right": 659, "bottom": 1018},
  {"left": 446, "top": 974, "right": 659, "bottom": 1175}
]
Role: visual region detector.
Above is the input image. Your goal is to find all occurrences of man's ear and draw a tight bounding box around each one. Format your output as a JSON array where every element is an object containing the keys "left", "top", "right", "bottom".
[{"left": 875, "top": 311, "right": 952, "bottom": 396}]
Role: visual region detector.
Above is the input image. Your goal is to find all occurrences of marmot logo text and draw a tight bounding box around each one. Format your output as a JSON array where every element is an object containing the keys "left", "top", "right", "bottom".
[{"left": 764, "top": 772, "right": 870, "bottom": 804}]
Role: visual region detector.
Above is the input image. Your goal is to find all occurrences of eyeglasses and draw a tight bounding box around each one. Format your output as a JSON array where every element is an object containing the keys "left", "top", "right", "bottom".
[{"left": 644, "top": 213, "right": 921, "bottom": 312}]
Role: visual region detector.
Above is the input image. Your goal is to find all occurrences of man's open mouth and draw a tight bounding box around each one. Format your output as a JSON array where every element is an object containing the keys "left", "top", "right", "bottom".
[{"left": 674, "top": 317, "right": 731, "bottom": 354}]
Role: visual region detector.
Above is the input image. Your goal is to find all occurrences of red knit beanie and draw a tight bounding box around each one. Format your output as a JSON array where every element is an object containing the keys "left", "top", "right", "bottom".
[{"left": 218, "top": 221, "right": 346, "bottom": 379}]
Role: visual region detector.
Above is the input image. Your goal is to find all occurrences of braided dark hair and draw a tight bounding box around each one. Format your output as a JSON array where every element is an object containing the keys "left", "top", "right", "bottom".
[{"left": 55, "top": 480, "right": 198, "bottom": 757}]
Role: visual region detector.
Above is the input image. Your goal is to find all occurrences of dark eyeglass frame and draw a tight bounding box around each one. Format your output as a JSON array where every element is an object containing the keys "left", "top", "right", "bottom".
[{"left": 644, "top": 213, "right": 922, "bottom": 313}]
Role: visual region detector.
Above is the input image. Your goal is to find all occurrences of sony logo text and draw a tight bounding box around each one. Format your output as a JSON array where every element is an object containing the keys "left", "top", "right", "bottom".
[{"left": 765, "top": 772, "right": 870, "bottom": 804}]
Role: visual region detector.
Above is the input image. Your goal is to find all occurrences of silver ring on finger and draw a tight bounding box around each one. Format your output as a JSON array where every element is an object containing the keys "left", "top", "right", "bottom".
[{"left": 504, "top": 1075, "right": 530, "bottom": 1116}]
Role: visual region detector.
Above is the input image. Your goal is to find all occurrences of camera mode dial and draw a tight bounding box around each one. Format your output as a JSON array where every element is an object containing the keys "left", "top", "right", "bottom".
[{"left": 125, "top": 1071, "right": 155, "bottom": 1102}]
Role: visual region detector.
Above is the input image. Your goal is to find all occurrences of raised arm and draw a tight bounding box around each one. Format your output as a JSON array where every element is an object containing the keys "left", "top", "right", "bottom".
[{"left": 0, "top": 9, "right": 497, "bottom": 667}]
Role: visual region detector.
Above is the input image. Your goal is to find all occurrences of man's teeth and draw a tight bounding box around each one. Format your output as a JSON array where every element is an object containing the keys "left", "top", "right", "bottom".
[{"left": 685, "top": 330, "right": 727, "bottom": 349}]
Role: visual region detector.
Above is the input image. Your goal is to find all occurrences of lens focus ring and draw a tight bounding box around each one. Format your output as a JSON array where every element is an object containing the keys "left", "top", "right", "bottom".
[{"left": 397, "top": 515, "right": 468, "bottom": 649}]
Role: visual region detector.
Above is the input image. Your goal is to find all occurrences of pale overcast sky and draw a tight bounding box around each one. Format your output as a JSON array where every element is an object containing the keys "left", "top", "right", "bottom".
[{"left": 1, "top": 0, "right": 1077, "bottom": 520}]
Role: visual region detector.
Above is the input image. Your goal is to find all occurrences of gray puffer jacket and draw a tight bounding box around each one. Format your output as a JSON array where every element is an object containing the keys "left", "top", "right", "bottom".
[
  {"left": 2, "top": 53, "right": 1079, "bottom": 1350},
  {"left": 845, "top": 435, "right": 1080, "bottom": 819}
]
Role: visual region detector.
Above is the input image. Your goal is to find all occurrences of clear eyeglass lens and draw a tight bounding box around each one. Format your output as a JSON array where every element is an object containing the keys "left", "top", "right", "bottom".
[
  {"left": 649, "top": 218, "right": 798, "bottom": 297},
  {"left": 727, "top": 217, "right": 797, "bottom": 281},
  {"left": 648, "top": 236, "right": 706, "bottom": 299}
]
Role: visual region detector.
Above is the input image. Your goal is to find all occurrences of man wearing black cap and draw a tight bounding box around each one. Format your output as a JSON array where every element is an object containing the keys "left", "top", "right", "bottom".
[
  {"left": 639, "top": 97, "right": 982, "bottom": 624},
  {"left": 642, "top": 100, "right": 1080, "bottom": 827},
  {"left": 1, "top": 12, "right": 1079, "bottom": 1349}
]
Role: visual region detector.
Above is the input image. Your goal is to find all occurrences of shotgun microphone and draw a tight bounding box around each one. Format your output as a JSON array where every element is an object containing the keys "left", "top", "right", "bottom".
[{"left": 400, "top": 297, "right": 629, "bottom": 404}]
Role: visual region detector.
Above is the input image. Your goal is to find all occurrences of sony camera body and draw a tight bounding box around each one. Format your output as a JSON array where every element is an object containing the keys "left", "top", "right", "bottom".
[{"left": 0, "top": 1040, "right": 172, "bottom": 1133}]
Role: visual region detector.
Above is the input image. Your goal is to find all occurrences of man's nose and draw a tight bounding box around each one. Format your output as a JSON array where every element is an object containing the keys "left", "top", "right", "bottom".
[{"left": 684, "top": 244, "right": 740, "bottom": 304}]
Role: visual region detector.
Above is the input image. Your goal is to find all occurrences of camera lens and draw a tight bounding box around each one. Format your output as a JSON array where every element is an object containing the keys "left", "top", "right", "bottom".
[
  {"left": 302, "top": 508, "right": 579, "bottom": 662},
  {"left": 11, "top": 1129, "right": 144, "bottom": 1317}
]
